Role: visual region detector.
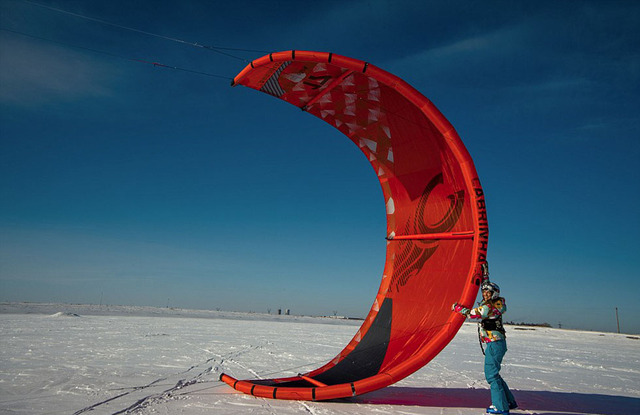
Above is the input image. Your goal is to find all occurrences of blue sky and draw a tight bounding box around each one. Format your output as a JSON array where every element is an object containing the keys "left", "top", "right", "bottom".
[{"left": 1, "top": 0, "right": 638, "bottom": 333}]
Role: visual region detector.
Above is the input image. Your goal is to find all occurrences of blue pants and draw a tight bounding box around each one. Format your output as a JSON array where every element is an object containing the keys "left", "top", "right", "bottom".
[{"left": 484, "top": 340, "right": 517, "bottom": 411}]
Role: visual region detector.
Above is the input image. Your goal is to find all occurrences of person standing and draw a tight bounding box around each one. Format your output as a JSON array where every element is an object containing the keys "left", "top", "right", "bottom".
[{"left": 452, "top": 281, "right": 518, "bottom": 414}]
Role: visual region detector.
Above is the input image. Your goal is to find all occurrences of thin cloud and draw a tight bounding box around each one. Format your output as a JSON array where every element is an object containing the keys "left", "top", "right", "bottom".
[
  {"left": 383, "top": 21, "right": 529, "bottom": 82},
  {"left": 508, "top": 77, "right": 593, "bottom": 94},
  {"left": 0, "top": 33, "right": 119, "bottom": 107}
]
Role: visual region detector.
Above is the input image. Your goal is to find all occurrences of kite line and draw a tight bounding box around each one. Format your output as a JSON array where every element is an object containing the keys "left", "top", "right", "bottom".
[
  {"left": 0, "top": 27, "right": 232, "bottom": 80},
  {"left": 19, "top": 0, "right": 269, "bottom": 62}
]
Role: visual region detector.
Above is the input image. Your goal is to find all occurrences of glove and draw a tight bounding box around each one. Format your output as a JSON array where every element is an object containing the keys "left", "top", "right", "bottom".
[{"left": 452, "top": 303, "right": 466, "bottom": 314}]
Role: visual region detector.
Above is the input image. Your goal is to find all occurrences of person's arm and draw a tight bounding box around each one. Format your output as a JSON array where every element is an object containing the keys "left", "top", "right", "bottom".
[
  {"left": 467, "top": 304, "right": 490, "bottom": 320},
  {"left": 452, "top": 303, "right": 490, "bottom": 319}
]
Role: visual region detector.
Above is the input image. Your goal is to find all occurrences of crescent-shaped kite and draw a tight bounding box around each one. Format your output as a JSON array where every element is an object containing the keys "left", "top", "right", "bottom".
[{"left": 220, "top": 50, "right": 488, "bottom": 401}]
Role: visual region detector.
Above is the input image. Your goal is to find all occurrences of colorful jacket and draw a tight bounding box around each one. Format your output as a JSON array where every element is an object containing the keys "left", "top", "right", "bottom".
[{"left": 458, "top": 298, "right": 507, "bottom": 343}]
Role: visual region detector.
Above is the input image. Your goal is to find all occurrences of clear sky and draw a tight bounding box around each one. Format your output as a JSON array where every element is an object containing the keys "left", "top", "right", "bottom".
[{"left": 1, "top": 0, "right": 638, "bottom": 333}]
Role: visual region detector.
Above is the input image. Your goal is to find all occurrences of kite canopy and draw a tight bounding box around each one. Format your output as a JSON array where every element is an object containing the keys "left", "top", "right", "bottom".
[{"left": 221, "top": 51, "right": 488, "bottom": 401}]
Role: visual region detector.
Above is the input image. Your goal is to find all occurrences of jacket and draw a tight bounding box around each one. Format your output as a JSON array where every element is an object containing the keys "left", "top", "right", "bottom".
[{"left": 459, "top": 297, "right": 507, "bottom": 343}]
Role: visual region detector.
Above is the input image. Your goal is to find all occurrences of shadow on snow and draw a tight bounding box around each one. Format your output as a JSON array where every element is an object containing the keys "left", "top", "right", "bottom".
[{"left": 351, "top": 387, "right": 639, "bottom": 415}]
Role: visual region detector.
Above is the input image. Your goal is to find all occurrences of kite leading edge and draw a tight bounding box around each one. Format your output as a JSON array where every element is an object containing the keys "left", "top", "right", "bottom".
[{"left": 220, "top": 50, "right": 488, "bottom": 401}]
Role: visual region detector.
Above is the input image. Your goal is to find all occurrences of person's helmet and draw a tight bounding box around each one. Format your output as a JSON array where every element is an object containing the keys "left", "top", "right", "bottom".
[{"left": 481, "top": 281, "right": 500, "bottom": 300}]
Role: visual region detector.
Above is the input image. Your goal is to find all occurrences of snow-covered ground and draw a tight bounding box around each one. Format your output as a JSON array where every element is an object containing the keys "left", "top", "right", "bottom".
[{"left": 1, "top": 303, "right": 638, "bottom": 415}]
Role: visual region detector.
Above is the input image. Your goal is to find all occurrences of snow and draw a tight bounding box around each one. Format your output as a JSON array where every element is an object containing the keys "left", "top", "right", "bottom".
[{"left": 1, "top": 303, "right": 639, "bottom": 415}]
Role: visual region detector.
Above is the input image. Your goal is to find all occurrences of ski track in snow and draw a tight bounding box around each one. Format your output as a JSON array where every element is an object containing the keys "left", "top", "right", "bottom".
[
  {"left": 1, "top": 303, "right": 639, "bottom": 415},
  {"left": 71, "top": 344, "right": 245, "bottom": 414}
]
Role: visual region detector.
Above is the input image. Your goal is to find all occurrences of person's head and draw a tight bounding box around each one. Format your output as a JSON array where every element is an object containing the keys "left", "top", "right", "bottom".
[{"left": 481, "top": 281, "right": 500, "bottom": 302}]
